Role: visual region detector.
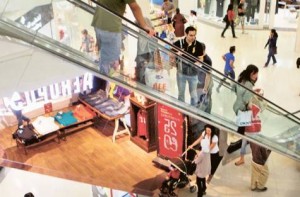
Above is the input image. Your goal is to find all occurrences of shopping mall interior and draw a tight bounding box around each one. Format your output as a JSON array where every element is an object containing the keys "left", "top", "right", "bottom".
[{"left": 0, "top": 0, "right": 300, "bottom": 196}]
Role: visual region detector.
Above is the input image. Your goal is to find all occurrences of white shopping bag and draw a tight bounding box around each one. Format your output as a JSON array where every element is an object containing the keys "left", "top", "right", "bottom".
[{"left": 236, "top": 110, "right": 252, "bottom": 127}]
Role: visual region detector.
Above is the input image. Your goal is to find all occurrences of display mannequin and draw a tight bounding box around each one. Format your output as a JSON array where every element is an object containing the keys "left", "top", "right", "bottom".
[
  {"left": 216, "top": 0, "right": 225, "bottom": 17},
  {"left": 205, "top": 0, "right": 212, "bottom": 14},
  {"left": 247, "top": 0, "right": 258, "bottom": 22}
]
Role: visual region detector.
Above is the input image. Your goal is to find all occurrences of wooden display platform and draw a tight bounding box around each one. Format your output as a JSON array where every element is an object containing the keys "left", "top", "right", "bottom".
[{"left": 78, "top": 97, "right": 130, "bottom": 143}]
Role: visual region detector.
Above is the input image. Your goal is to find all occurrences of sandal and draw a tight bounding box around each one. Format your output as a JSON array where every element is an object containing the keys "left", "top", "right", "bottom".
[{"left": 235, "top": 160, "right": 245, "bottom": 166}]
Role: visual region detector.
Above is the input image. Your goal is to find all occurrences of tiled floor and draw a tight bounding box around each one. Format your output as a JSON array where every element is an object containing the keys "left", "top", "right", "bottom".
[{"left": 1, "top": 4, "right": 300, "bottom": 196}]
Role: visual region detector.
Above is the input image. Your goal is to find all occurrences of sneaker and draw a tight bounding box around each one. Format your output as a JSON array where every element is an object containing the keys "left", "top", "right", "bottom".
[
  {"left": 233, "top": 36, "right": 238, "bottom": 38},
  {"left": 256, "top": 187, "right": 268, "bottom": 192},
  {"left": 221, "top": 35, "right": 225, "bottom": 38},
  {"left": 264, "top": 64, "right": 268, "bottom": 68}
]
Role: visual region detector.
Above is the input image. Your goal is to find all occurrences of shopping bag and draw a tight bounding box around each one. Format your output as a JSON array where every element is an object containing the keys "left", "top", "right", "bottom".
[
  {"left": 245, "top": 104, "right": 261, "bottom": 133},
  {"left": 236, "top": 110, "right": 252, "bottom": 127}
]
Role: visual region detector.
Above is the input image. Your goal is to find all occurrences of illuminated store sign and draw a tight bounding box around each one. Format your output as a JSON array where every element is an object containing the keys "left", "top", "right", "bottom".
[{"left": 3, "top": 73, "right": 93, "bottom": 111}]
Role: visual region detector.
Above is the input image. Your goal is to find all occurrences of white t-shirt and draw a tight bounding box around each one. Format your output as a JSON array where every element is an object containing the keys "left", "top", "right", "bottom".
[
  {"left": 145, "top": 68, "right": 170, "bottom": 93},
  {"left": 201, "top": 132, "right": 219, "bottom": 154},
  {"left": 32, "top": 116, "right": 59, "bottom": 135}
]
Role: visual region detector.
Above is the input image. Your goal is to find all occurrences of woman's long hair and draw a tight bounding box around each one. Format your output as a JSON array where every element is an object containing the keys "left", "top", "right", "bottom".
[
  {"left": 271, "top": 29, "right": 278, "bottom": 38},
  {"left": 204, "top": 124, "right": 217, "bottom": 145},
  {"left": 227, "top": 4, "right": 233, "bottom": 11},
  {"left": 237, "top": 64, "right": 259, "bottom": 84}
]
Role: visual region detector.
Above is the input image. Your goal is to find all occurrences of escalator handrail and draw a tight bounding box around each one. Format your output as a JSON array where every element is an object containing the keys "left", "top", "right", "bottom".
[{"left": 80, "top": 0, "right": 300, "bottom": 123}]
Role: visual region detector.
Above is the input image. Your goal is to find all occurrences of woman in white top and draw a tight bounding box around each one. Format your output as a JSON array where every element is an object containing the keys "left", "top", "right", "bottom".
[
  {"left": 188, "top": 10, "right": 197, "bottom": 29},
  {"left": 189, "top": 124, "right": 221, "bottom": 184}
]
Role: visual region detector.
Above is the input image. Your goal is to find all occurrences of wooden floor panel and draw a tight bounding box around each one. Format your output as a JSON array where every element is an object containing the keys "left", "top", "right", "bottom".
[{"left": 0, "top": 125, "right": 165, "bottom": 195}]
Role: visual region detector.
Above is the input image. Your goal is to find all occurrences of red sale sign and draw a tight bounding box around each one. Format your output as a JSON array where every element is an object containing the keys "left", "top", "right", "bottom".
[{"left": 157, "top": 103, "right": 184, "bottom": 158}]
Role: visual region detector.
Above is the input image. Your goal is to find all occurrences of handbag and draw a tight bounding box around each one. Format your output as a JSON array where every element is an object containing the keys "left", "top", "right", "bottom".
[
  {"left": 236, "top": 110, "right": 252, "bottom": 127},
  {"left": 245, "top": 104, "right": 261, "bottom": 133},
  {"left": 223, "top": 14, "right": 228, "bottom": 23}
]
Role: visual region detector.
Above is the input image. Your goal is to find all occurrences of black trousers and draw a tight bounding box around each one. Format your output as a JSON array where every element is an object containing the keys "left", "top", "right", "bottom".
[
  {"left": 221, "top": 21, "right": 236, "bottom": 37},
  {"left": 210, "top": 152, "right": 223, "bottom": 175},
  {"left": 196, "top": 176, "right": 206, "bottom": 197}
]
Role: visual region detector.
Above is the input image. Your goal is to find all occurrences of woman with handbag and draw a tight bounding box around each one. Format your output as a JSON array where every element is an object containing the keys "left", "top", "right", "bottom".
[
  {"left": 221, "top": 4, "right": 237, "bottom": 38},
  {"left": 264, "top": 29, "right": 278, "bottom": 67},
  {"left": 231, "top": 64, "right": 259, "bottom": 166}
]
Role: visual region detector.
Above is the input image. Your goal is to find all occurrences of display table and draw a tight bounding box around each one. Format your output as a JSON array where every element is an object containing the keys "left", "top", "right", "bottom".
[{"left": 78, "top": 98, "right": 130, "bottom": 143}]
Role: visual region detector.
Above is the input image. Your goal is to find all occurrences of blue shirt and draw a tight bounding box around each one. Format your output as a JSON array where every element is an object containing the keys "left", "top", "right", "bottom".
[{"left": 224, "top": 52, "right": 235, "bottom": 72}]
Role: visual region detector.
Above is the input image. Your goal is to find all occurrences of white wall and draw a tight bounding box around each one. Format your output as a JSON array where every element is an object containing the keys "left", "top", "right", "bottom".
[{"left": 178, "top": 0, "right": 197, "bottom": 16}]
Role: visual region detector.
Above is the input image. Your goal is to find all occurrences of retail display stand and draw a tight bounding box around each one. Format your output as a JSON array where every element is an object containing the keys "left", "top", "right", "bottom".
[
  {"left": 15, "top": 126, "right": 61, "bottom": 155},
  {"left": 78, "top": 97, "right": 130, "bottom": 143},
  {"left": 129, "top": 96, "right": 157, "bottom": 152},
  {"left": 14, "top": 105, "right": 95, "bottom": 155}
]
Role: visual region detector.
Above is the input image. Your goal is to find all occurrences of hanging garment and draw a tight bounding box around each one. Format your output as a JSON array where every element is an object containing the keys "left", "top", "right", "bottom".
[{"left": 137, "top": 109, "right": 148, "bottom": 139}]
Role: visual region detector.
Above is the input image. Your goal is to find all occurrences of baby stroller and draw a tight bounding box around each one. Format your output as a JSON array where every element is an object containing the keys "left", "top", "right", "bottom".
[{"left": 159, "top": 155, "right": 197, "bottom": 197}]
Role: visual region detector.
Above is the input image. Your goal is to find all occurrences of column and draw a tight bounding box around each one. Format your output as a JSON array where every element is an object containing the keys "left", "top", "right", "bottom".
[
  {"left": 296, "top": 15, "right": 300, "bottom": 52},
  {"left": 258, "top": 0, "right": 266, "bottom": 29},
  {"left": 268, "top": 0, "right": 276, "bottom": 29}
]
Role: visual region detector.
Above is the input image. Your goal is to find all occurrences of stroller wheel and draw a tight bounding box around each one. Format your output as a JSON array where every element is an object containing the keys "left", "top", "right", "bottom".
[{"left": 189, "top": 185, "right": 197, "bottom": 193}]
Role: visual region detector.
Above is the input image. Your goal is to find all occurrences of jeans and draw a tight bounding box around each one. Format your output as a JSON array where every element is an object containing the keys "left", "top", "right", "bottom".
[
  {"left": 265, "top": 48, "right": 277, "bottom": 65},
  {"left": 12, "top": 109, "right": 30, "bottom": 127},
  {"left": 240, "top": 138, "right": 248, "bottom": 155},
  {"left": 217, "top": 70, "right": 235, "bottom": 90},
  {"left": 177, "top": 72, "right": 198, "bottom": 106},
  {"left": 95, "top": 28, "right": 122, "bottom": 75}
]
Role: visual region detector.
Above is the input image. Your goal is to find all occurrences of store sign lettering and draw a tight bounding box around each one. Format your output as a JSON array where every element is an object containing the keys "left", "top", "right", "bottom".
[
  {"left": 163, "top": 119, "right": 178, "bottom": 151},
  {"left": 3, "top": 73, "right": 93, "bottom": 111}
]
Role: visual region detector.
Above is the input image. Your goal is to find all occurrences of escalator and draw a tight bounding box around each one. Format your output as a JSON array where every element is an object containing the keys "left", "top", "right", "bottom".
[{"left": 0, "top": 0, "right": 299, "bottom": 193}]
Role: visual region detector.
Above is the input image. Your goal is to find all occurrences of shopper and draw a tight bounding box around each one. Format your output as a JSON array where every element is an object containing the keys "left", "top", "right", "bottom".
[
  {"left": 221, "top": 4, "right": 237, "bottom": 38},
  {"left": 237, "top": 0, "right": 246, "bottom": 34},
  {"left": 232, "top": 65, "right": 259, "bottom": 166},
  {"left": 189, "top": 125, "right": 220, "bottom": 186},
  {"left": 197, "top": 43, "right": 213, "bottom": 113},
  {"left": 91, "top": 0, "right": 155, "bottom": 75},
  {"left": 173, "top": 26, "right": 204, "bottom": 106},
  {"left": 79, "top": 29, "right": 95, "bottom": 56},
  {"left": 194, "top": 129, "right": 211, "bottom": 197},
  {"left": 172, "top": 8, "right": 186, "bottom": 38},
  {"left": 161, "top": 0, "right": 175, "bottom": 25},
  {"left": 264, "top": 29, "right": 278, "bottom": 67},
  {"left": 216, "top": 46, "right": 236, "bottom": 93},
  {"left": 250, "top": 142, "right": 271, "bottom": 192},
  {"left": 188, "top": 10, "right": 197, "bottom": 29}
]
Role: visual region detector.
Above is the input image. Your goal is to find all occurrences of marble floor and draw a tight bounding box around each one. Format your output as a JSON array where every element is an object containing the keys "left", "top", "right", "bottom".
[{"left": 1, "top": 5, "right": 300, "bottom": 196}]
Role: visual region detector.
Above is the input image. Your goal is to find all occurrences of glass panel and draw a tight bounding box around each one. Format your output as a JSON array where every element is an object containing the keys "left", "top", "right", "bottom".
[{"left": 0, "top": 0, "right": 300, "bottom": 194}]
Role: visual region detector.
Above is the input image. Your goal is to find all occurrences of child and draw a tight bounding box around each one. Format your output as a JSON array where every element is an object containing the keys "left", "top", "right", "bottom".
[{"left": 160, "top": 165, "right": 180, "bottom": 195}]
